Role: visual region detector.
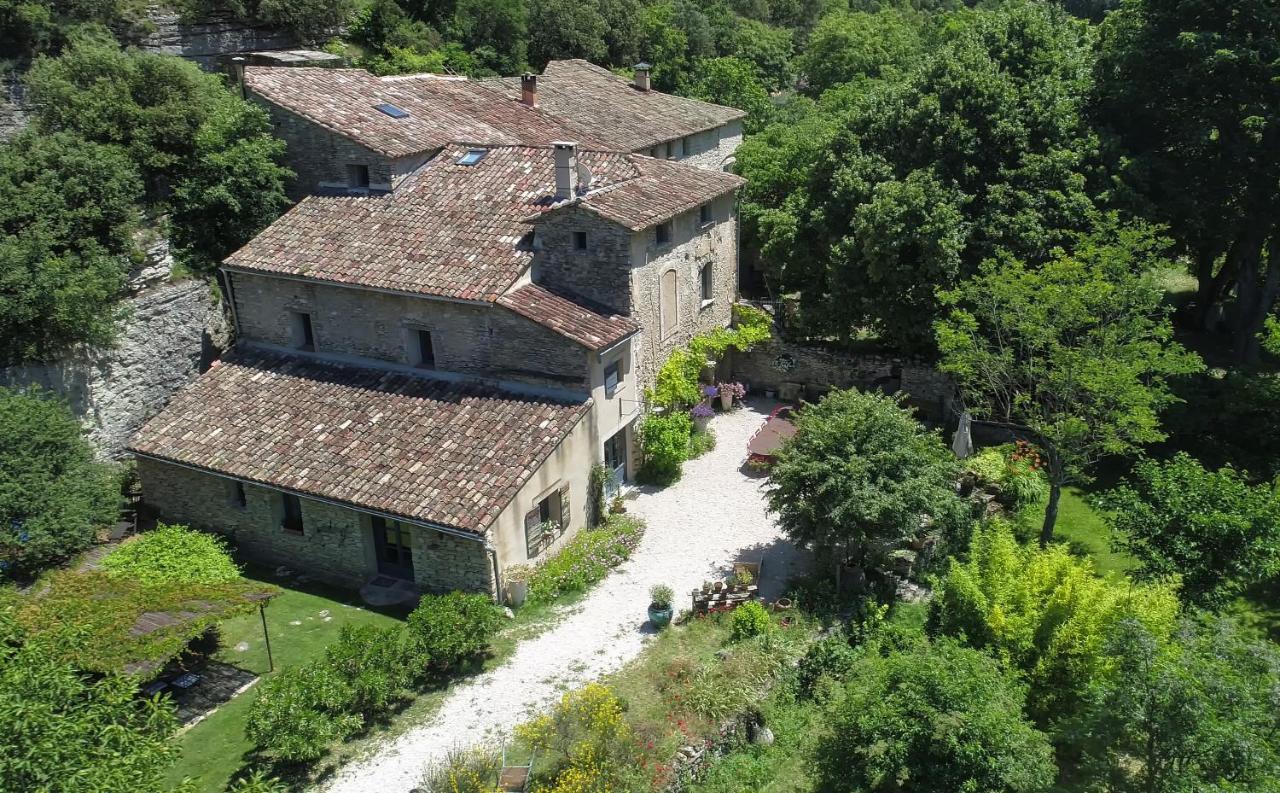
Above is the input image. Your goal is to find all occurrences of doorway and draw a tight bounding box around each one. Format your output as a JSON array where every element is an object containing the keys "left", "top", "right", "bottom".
[
  {"left": 372, "top": 516, "right": 415, "bottom": 580},
  {"left": 603, "top": 430, "right": 627, "bottom": 497}
]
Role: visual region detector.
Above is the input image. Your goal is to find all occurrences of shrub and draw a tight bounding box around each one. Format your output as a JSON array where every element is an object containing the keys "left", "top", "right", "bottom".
[
  {"left": 515, "top": 683, "right": 642, "bottom": 790},
  {"left": 965, "top": 443, "right": 1049, "bottom": 510},
  {"left": 650, "top": 584, "right": 673, "bottom": 608},
  {"left": 406, "top": 592, "right": 502, "bottom": 672},
  {"left": 0, "top": 387, "right": 120, "bottom": 576},
  {"left": 637, "top": 411, "right": 692, "bottom": 485},
  {"left": 245, "top": 662, "right": 362, "bottom": 762},
  {"left": 421, "top": 744, "right": 502, "bottom": 793},
  {"left": 527, "top": 515, "right": 644, "bottom": 604},
  {"left": 101, "top": 523, "right": 240, "bottom": 585},
  {"left": 227, "top": 771, "right": 289, "bottom": 793},
  {"left": 728, "top": 601, "right": 772, "bottom": 642},
  {"left": 325, "top": 624, "right": 416, "bottom": 717},
  {"left": 797, "top": 631, "right": 857, "bottom": 700},
  {"left": 687, "top": 427, "right": 716, "bottom": 459}
]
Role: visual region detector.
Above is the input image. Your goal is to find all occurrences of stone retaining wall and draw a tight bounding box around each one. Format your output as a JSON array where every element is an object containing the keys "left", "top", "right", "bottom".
[{"left": 730, "top": 339, "right": 957, "bottom": 421}]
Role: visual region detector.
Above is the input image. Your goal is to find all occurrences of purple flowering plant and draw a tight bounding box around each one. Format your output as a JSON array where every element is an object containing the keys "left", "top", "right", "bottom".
[
  {"left": 702, "top": 384, "right": 719, "bottom": 398},
  {"left": 690, "top": 402, "right": 716, "bottom": 418}
]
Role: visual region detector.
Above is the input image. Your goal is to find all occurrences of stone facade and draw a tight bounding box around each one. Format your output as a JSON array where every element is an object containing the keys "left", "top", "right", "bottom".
[
  {"left": 249, "top": 96, "right": 429, "bottom": 199},
  {"left": 2, "top": 270, "right": 229, "bottom": 458},
  {"left": 532, "top": 206, "right": 635, "bottom": 315},
  {"left": 648, "top": 119, "right": 744, "bottom": 172},
  {"left": 731, "top": 339, "right": 958, "bottom": 421},
  {"left": 629, "top": 194, "right": 738, "bottom": 391},
  {"left": 228, "top": 271, "right": 591, "bottom": 391},
  {"left": 136, "top": 456, "right": 495, "bottom": 592},
  {"left": 0, "top": 70, "right": 30, "bottom": 143}
]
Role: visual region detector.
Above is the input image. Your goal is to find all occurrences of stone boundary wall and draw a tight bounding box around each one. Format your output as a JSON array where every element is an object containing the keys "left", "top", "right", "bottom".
[
  {"left": 1, "top": 267, "right": 231, "bottom": 458},
  {"left": 730, "top": 339, "right": 957, "bottom": 421}
]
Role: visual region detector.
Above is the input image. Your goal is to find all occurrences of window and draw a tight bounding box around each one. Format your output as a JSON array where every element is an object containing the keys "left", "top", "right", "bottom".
[
  {"left": 660, "top": 269, "right": 678, "bottom": 337},
  {"left": 456, "top": 148, "right": 486, "bottom": 166},
  {"left": 573, "top": 231, "right": 588, "bottom": 250},
  {"left": 700, "top": 262, "right": 714, "bottom": 303},
  {"left": 347, "top": 164, "right": 370, "bottom": 189},
  {"left": 374, "top": 102, "right": 409, "bottom": 118},
  {"left": 281, "top": 493, "right": 304, "bottom": 534},
  {"left": 655, "top": 221, "right": 672, "bottom": 246},
  {"left": 413, "top": 329, "right": 435, "bottom": 368},
  {"left": 524, "top": 485, "right": 568, "bottom": 558},
  {"left": 699, "top": 203, "right": 713, "bottom": 225},
  {"left": 604, "top": 360, "right": 621, "bottom": 397},
  {"left": 372, "top": 516, "right": 414, "bottom": 579},
  {"left": 291, "top": 311, "right": 315, "bottom": 351},
  {"left": 228, "top": 480, "right": 247, "bottom": 509}
]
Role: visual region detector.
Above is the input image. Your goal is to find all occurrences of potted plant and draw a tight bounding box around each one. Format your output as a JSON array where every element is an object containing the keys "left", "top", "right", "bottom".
[
  {"left": 717, "top": 382, "right": 746, "bottom": 411},
  {"left": 648, "top": 584, "right": 674, "bottom": 629},
  {"left": 505, "top": 564, "right": 533, "bottom": 608},
  {"left": 691, "top": 402, "right": 715, "bottom": 432},
  {"left": 702, "top": 384, "right": 719, "bottom": 405},
  {"left": 731, "top": 568, "right": 754, "bottom": 591},
  {"left": 610, "top": 494, "right": 626, "bottom": 514}
]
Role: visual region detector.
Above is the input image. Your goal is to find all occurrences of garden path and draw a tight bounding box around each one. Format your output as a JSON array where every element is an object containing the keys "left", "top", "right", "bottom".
[{"left": 321, "top": 399, "right": 811, "bottom": 793}]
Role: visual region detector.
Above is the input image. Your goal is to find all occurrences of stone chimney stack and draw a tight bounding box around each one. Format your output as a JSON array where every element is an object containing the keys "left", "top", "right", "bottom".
[
  {"left": 231, "top": 55, "right": 248, "bottom": 100},
  {"left": 553, "top": 141, "right": 578, "bottom": 200},
  {"left": 633, "top": 63, "right": 651, "bottom": 91},
  {"left": 521, "top": 73, "right": 537, "bottom": 107}
]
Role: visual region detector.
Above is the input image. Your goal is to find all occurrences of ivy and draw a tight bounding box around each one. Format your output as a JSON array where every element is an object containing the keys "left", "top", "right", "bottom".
[{"left": 649, "top": 304, "right": 773, "bottom": 411}]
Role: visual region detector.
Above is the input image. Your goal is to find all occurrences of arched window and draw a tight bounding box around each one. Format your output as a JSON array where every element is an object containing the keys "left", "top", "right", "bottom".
[{"left": 660, "top": 269, "right": 678, "bottom": 337}]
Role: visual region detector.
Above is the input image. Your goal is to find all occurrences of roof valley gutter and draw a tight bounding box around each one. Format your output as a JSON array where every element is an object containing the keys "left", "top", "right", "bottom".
[{"left": 130, "top": 451, "right": 489, "bottom": 544}]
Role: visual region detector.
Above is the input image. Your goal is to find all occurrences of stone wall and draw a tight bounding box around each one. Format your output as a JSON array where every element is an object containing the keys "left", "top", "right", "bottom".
[
  {"left": 0, "top": 70, "right": 30, "bottom": 142},
  {"left": 132, "top": 5, "right": 299, "bottom": 68},
  {"left": 229, "top": 271, "right": 591, "bottom": 390},
  {"left": 250, "top": 95, "right": 427, "bottom": 199},
  {"left": 532, "top": 206, "right": 634, "bottom": 315},
  {"left": 136, "top": 456, "right": 494, "bottom": 591},
  {"left": 629, "top": 193, "right": 738, "bottom": 392},
  {"left": 645, "top": 119, "right": 744, "bottom": 172},
  {"left": 731, "top": 339, "right": 957, "bottom": 421},
  {"left": 1, "top": 254, "right": 230, "bottom": 457}
]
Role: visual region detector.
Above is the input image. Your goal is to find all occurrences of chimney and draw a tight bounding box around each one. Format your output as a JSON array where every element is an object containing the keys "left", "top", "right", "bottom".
[
  {"left": 231, "top": 55, "right": 248, "bottom": 100},
  {"left": 633, "top": 63, "right": 651, "bottom": 91},
  {"left": 552, "top": 141, "right": 578, "bottom": 200},
  {"left": 521, "top": 72, "right": 537, "bottom": 107}
]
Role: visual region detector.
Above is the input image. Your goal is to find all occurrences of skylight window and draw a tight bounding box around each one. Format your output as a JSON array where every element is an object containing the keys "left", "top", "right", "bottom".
[
  {"left": 374, "top": 103, "right": 409, "bottom": 119},
  {"left": 456, "top": 148, "right": 487, "bottom": 166}
]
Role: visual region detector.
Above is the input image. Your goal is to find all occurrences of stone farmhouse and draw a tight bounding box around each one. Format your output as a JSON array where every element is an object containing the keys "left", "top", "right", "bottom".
[{"left": 129, "top": 60, "right": 746, "bottom": 599}]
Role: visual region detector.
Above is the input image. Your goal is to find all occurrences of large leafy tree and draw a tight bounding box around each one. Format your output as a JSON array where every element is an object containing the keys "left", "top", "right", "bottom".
[
  {"left": 797, "top": 8, "right": 924, "bottom": 95},
  {"left": 0, "top": 130, "right": 141, "bottom": 363},
  {"left": 927, "top": 520, "right": 1179, "bottom": 721},
  {"left": 759, "top": 1, "right": 1104, "bottom": 350},
  {"left": 25, "top": 30, "right": 291, "bottom": 273},
  {"left": 935, "top": 223, "right": 1203, "bottom": 545},
  {"left": 1093, "top": 0, "right": 1280, "bottom": 362},
  {"left": 0, "top": 388, "right": 120, "bottom": 575},
  {"left": 526, "top": 0, "right": 607, "bottom": 67},
  {"left": 766, "top": 388, "right": 964, "bottom": 573},
  {"left": 1068, "top": 616, "right": 1280, "bottom": 793},
  {"left": 1101, "top": 453, "right": 1280, "bottom": 608},
  {"left": 683, "top": 56, "right": 771, "bottom": 132},
  {"left": 817, "top": 638, "right": 1057, "bottom": 793},
  {"left": 0, "top": 610, "right": 181, "bottom": 793}
]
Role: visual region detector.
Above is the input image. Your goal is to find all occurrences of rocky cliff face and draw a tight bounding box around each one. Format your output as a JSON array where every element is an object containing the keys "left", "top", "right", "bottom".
[
  {"left": 1, "top": 239, "right": 232, "bottom": 458},
  {"left": 0, "top": 70, "right": 31, "bottom": 142},
  {"left": 133, "top": 5, "right": 300, "bottom": 67}
]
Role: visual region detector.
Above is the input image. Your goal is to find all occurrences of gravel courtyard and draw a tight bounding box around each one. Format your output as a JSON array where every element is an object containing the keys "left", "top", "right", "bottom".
[{"left": 321, "top": 399, "right": 811, "bottom": 793}]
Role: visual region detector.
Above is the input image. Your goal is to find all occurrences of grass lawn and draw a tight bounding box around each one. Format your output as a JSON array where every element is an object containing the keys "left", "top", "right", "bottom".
[
  {"left": 168, "top": 568, "right": 404, "bottom": 793},
  {"left": 1017, "top": 487, "right": 1136, "bottom": 578},
  {"left": 170, "top": 567, "right": 577, "bottom": 793}
]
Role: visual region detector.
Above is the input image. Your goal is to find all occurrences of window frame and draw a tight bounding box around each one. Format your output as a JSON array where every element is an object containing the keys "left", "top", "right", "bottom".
[
  {"left": 604, "top": 360, "right": 621, "bottom": 398},
  {"left": 280, "top": 493, "right": 305, "bottom": 535},
  {"left": 346, "top": 164, "right": 370, "bottom": 190},
  {"left": 660, "top": 269, "right": 678, "bottom": 338},
  {"left": 573, "top": 230, "right": 588, "bottom": 251},
  {"left": 699, "top": 203, "right": 713, "bottom": 226},
  {"left": 413, "top": 328, "right": 436, "bottom": 369},
  {"left": 227, "top": 480, "right": 247, "bottom": 510},
  {"left": 655, "top": 221, "right": 672, "bottom": 246},
  {"left": 291, "top": 311, "right": 315, "bottom": 351},
  {"left": 699, "top": 262, "right": 714, "bottom": 305}
]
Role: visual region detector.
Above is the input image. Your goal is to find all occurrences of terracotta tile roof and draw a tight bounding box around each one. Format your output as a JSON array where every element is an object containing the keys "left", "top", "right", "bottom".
[
  {"left": 129, "top": 350, "right": 590, "bottom": 533},
  {"left": 225, "top": 145, "right": 741, "bottom": 300},
  {"left": 244, "top": 67, "right": 601, "bottom": 158},
  {"left": 573, "top": 155, "right": 745, "bottom": 231},
  {"left": 487, "top": 60, "right": 746, "bottom": 151},
  {"left": 498, "top": 284, "right": 639, "bottom": 350}
]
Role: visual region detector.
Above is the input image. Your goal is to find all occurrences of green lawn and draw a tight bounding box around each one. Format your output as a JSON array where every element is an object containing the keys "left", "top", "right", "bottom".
[
  {"left": 169, "top": 569, "right": 404, "bottom": 793},
  {"left": 1017, "top": 487, "right": 1136, "bottom": 578}
]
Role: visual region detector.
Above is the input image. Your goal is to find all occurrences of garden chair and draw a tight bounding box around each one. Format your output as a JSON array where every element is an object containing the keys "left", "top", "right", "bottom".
[{"left": 498, "top": 745, "right": 535, "bottom": 792}]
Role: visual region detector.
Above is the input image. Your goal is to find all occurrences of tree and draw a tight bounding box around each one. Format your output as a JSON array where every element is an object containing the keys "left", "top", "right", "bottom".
[
  {"left": 0, "top": 615, "right": 181, "bottom": 792},
  {"left": 0, "top": 388, "right": 119, "bottom": 575},
  {"left": 1094, "top": 0, "right": 1280, "bottom": 362},
  {"left": 1101, "top": 453, "right": 1280, "bottom": 608},
  {"left": 597, "top": 0, "right": 641, "bottom": 65},
  {"left": 730, "top": 17, "right": 794, "bottom": 93},
  {"left": 636, "top": 1, "right": 690, "bottom": 90},
  {"left": 817, "top": 639, "right": 1057, "bottom": 793},
  {"left": 0, "top": 131, "right": 141, "bottom": 363},
  {"left": 1068, "top": 616, "right": 1280, "bottom": 793},
  {"left": 453, "top": 0, "right": 526, "bottom": 73},
  {"left": 766, "top": 389, "right": 964, "bottom": 573},
  {"left": 254, "top": 0, "right": 356, "bottom": 42},
  {"left": 926, "top": 519, "right": 1180, "bottom": 720},
  {"left": 761, "top": 1, "right": 1105, "bottom": 350},
  {"left": 935, "top": 223, "right": 1203, "bottom": 545},
  {"left": 25, "top": 32, "right": 292, "bottom": 274},
  {"left": 798, "top": 8, "right": 923, "bottom": 95},
  {"left": 683, "top": 57, "right": 771, "bottom": 132},
  {"left": 167, "top": 101, "right": 292, "bottom": 271},
  {"left": 526, "top": 0, "right": 606, "bottom": 67}
]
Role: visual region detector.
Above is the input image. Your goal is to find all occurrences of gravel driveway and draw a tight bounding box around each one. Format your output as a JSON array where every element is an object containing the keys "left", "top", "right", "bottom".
[{"left": 321, "top": 399, "right": 811, "bottom": 793}]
